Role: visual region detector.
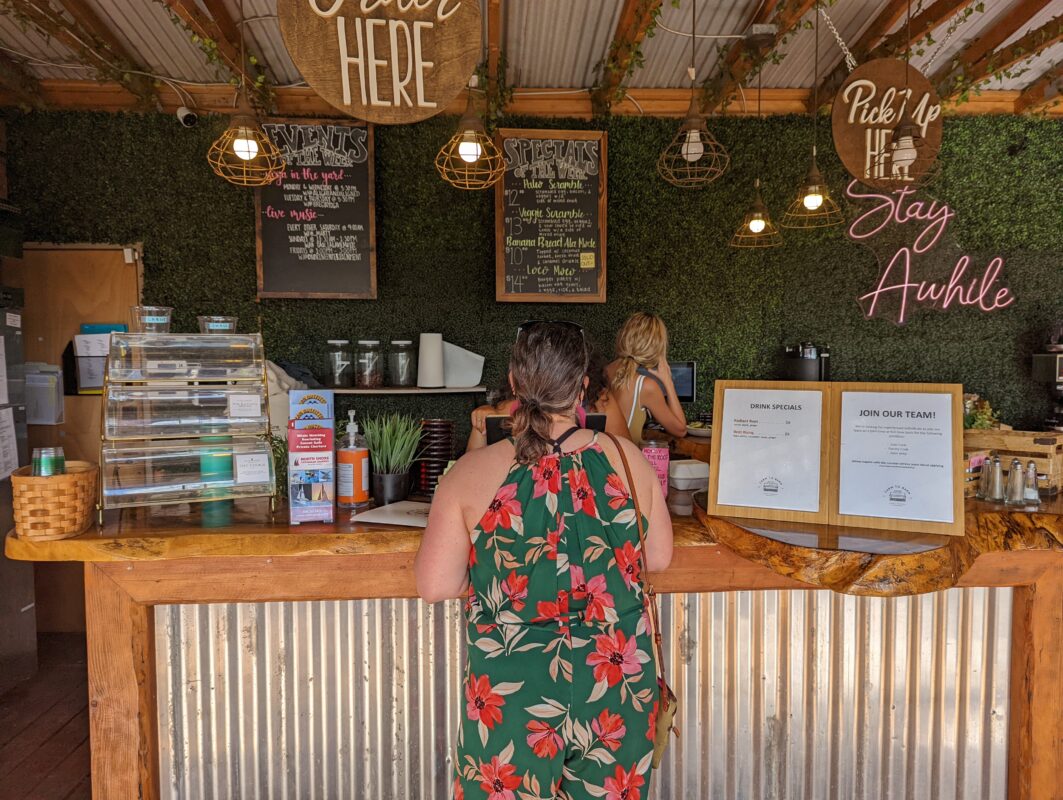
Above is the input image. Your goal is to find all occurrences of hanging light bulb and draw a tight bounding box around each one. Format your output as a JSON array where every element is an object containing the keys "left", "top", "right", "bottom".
[
  {"left": 748, "top": 215, "right": 767, "bottom": 234},
  {"left": 232, "top": 126, "right": 260, "bottom": 161},
  {"left": 731, "top": 178, "right": 782, "bottom": 247},
  {"left": 435, "top": 81, "right": 505, "bottom": 190},
  {"left": 681, "top": 128, "right": 705, "bottom": 163},
  {"left": 803, "top": 188, "right": 824, "bottom": 211}
]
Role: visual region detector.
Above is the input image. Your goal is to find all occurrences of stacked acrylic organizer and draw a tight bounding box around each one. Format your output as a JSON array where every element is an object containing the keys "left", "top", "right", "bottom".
[{"left": 99, "top": 333, "right": 276, "bottom": 519}]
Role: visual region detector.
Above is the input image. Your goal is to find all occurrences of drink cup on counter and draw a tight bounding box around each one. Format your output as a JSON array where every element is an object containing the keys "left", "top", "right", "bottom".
[
  {"left": 198, "top": 315, "right": 238, "bottom": 334},
  {"left": 32, "top": 446, "right": 66, "bottom": 477},
  {"left": 641, "top": 438, "right": 669, "bottom": 498},
  {"left": 130, "top": 306, "right": 173, "bottom": 333}
]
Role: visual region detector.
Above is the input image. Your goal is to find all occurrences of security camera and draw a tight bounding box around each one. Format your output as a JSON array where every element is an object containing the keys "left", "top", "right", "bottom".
[{"left": 176, "top": 106, "right": 198, "bottom": 128}]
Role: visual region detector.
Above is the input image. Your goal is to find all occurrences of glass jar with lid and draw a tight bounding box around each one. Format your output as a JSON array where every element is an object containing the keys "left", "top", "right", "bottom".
[
  {"left": 355, "top": 340, "right": 384, "bottom": 388},
  {"left": 388, "top": 340, "right": 417, "bottom": 387},
  {"left": 328, "top": 339, "right": 353, "bottom": 387}
]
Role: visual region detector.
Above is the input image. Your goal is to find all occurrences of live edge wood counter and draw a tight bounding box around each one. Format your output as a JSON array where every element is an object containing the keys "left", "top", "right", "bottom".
[{"left": 6, "top": 499, "right": 1062, "bottom": 800}]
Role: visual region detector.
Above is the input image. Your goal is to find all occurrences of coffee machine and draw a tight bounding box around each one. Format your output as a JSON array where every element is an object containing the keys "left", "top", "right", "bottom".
[
  {"left": 778, "top": 342, "right": 831, "bottom": 382},
  {"left": 1031, "top": 322, "right": 1063, "bottom": 431}
]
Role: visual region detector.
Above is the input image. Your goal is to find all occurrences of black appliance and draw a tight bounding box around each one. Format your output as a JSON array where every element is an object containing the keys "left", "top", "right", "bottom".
[{"left": 778, "top": 342, "right": 831, "bottom": 382}]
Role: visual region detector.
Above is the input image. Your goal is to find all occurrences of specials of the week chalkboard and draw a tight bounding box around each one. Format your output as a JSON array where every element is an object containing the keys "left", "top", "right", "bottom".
[
  {"left": 256, "top": 119, "right": 376, "bottom": 299},
  {"left": 495, "top": 129, "right": 607, "bottom": 303}
]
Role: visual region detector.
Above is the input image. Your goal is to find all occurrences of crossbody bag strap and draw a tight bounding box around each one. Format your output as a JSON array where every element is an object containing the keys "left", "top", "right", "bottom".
[{"left": 603, "top": 433, "right": 667, "bottom": 677}]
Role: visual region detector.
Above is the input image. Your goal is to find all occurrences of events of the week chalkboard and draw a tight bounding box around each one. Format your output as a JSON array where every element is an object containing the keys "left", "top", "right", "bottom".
[{"left": 500, "top": 135, "right": 603, "bottom": 298}]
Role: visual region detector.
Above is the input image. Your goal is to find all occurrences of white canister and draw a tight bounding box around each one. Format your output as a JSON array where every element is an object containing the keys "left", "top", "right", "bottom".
[{"left": 417, "top": 333, "right": 445, "bottom": 388}]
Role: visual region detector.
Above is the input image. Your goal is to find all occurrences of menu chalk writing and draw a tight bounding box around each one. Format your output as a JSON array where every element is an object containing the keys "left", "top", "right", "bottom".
[
  {"left": 495, "top": 129, "right": 607, "bottom": 303},
  {"left": 256, "top": 119, "right": 376, "bottom": 299}
]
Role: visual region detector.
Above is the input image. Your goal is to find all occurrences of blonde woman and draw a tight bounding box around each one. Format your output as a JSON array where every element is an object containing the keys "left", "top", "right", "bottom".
[{"left": 606, "top": 312, "right": 688, "bottom": 442}]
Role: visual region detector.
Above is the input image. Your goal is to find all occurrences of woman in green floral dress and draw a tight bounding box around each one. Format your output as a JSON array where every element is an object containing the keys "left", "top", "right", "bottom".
[{"left": 417, "top": 322, "right": 674, "bottom": 800}]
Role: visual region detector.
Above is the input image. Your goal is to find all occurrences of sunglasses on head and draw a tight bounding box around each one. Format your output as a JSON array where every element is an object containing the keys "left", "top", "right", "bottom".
[{"left": 515, "top": 320, "right": 585, "bottom": 342}]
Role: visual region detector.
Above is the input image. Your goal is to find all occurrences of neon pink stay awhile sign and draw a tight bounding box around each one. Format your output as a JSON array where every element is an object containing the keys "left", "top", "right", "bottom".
[{"left": 846, "top": 180, "right": 1015, "bottom": 325}]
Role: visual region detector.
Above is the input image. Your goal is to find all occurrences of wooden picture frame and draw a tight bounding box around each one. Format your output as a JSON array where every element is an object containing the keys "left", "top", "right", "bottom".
[
  {"left": 495, "top": 128, "right": 607, "bottom": 303},
  {"left": 255, "top": 119, "right": 377, "bottom": 300},
  {"left": 828, "top": 382, "right": 964, "bottom": 537},
  {"left": 708, "top": 380, "right": 832, "bottom": 525}
]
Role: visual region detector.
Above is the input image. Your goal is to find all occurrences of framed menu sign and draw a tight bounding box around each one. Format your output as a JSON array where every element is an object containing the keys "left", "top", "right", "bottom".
[
  {"left": 495, "top": 129, "right": 607, "bottom": 303},
  {"left": 830, "top": 383, "right": 963, "bottom": 536},
  {"left": 708, "top": 380, "right": 831, "bottom": 524},
  {"left": 256, "top": 119, "right": 376, "bottom": 299}
]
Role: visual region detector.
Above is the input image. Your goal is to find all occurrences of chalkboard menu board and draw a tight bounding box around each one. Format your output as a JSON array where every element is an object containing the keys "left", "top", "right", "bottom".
[
  {"left": 256, "top": 119, "right": 376, "bottom": 299},
  {"left": 495, "top": 129, "right": 607, "bottom": 303}
]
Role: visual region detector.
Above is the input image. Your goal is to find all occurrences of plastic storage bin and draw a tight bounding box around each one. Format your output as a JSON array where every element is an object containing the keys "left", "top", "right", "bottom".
[
  {"left": 101, "top": 438, "right": 275, "bottom": 509},
  {"left": 107, "top": 333, "right": 265, "bottom": 382},
  {"left": 104, "top": 384, "right": 269, "bottom": 440}
]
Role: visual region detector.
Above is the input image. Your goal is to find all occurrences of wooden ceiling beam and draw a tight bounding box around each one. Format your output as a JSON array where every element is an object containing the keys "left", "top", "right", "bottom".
[
  {"left": 591, "top": 0, "right": 664, "bottom": 115},
  {"left": 160, "top": 0, "right": 258, "bottom": 95},
  {"left": 8, "top": 0, "right": 156, "bottom": 105},
  {"left": 0, "top": 49, "right": 45, "bottom": 109},
  {"left": 701, "top": 0, "right": 818, "bottom": 112},
  {"left": 817, "top": 0, "right": 975, "bottom": 109},
  {"left": 1014, "top": 60, "right": 1063, "bottom": 113},
  {"left": 942, "top": 13, "right": 1063, "bottom": 99}
]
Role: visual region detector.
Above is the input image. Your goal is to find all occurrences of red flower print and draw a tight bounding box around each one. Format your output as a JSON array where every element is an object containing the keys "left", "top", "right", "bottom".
[
  {"left": 582, "top": 574, "right": 616, "bottom": 622},
  {"left": 591, "top": 708, "right": 627, "bottom": 752},
  {"left": 532, "top": 591, "right": 570, "bottom": 626},
  {"left": 501, "top": 571, "right": 528, "bottom": 611},
  {"left": 614, "top": 541, "right": 642, "bottom": 589},
  {"left": 480, "top": 483, "right": 522, "bottom": 533},
  {"left": 468, "top": 544, "right": 477, "bottom": 567},
  {"left": 587, "top": 629, "right": 641, "bottom": 686},
  {"left": 545, "top": 527, "right": 561, "bottom": 561},
  {"left": 605, "top": 472, "right": 630, "bottom": 510},
  {"left": 475, "top": 622, "right": 498, "bottom": 635},
  {"left": 532, "top": 455, "right": 562, "bottom": 498},
  {"left": 646, "top": 700, "right": 658, "bottom": 741},
  {"left": 478, "top": 756, "right": 521, "bottom": 800},
  {"left": 567, "top": 467, "right": 598, "bottom": 517},
  {"left": 526, "top": 719, "right": 563, "bottom": 759},
  {"left": 465, "top": 673, "right": 506, "bottom": 729},
  {"left": 603, "top": 764, "right": 645, "bottom": 800},
  {"left": 453, "top": 775, "right": 464, "bottom": 800},
  {"left": 570, "top": 565, "right": 587, "bottom": 600}
]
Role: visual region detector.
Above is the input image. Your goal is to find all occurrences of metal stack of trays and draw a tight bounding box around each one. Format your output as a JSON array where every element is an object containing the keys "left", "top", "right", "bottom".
[{"left": 418, "top": 419, "right": 454, "bottom": 496}]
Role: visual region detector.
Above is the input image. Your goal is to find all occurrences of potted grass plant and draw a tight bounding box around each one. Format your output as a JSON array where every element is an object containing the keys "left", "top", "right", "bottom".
[{"left": 362, "top": 413, "right": 422, "bottom": 506}]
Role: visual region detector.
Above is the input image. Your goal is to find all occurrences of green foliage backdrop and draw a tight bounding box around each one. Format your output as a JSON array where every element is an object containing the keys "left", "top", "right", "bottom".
[{"left": 5, "top": 110, "right": 1062, "bottom": 435}]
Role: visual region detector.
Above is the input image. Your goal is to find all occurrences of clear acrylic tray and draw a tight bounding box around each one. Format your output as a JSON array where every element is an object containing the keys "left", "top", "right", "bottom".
[
  {"left": 107, "top": 333, "right": 265, "bottom": 383},
  {"left": 101, "top": 438, "right": 275, "bottom": 509},
  {"left": 104, "top": 385, "right": 269, "bottom": 440}
]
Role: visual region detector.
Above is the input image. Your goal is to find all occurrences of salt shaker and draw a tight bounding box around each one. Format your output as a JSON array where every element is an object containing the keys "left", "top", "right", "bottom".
[
  {"left": 1023, "top": 461, "right": 1041, "bottom": 506},
  {"left": 986, "top": 455, "right": 1005, "bottom": 503},
  {"left": 976, "top": 453, "right": 993, "bottom": 499},
  {"left": 1004, "top": 458, "right": 1026, "bottom": 505}
]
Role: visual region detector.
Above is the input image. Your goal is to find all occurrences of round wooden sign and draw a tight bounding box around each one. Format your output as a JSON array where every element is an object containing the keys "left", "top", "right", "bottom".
[
  {"left": 278, "top": 0, "right": 482, "bottom": 125},
  {"left": 831, "top": 58, "right": 943, "bottom": 187}
]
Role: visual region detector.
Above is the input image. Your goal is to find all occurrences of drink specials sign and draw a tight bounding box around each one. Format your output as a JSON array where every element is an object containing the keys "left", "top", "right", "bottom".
[
  {"left": 277, "top": 0, "right": 481, "bottom": 124},
  {"left": 831, "top": 58, "right": 942, "bottom": 186},
  {"left": 256, "top": 119, "right": 376, "bottom": 299},
  {"left": 495, "top": 129, "right": 608, "bottom": 303}
]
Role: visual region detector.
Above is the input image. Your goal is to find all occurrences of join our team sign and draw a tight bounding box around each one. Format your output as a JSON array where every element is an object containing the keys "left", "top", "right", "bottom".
[{"left": 278, "top": 0, "right": 482, "bottom": 124}]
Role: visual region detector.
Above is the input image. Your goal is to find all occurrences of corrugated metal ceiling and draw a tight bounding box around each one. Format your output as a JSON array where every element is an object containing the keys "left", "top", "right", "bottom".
[{"left": 0, "top": 0, "right": 1058, "bottom": 98}]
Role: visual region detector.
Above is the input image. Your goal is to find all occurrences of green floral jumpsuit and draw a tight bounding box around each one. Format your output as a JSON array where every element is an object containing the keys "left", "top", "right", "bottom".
[{"left": 454, "top": 434, "right": 659, "bottom": 800}]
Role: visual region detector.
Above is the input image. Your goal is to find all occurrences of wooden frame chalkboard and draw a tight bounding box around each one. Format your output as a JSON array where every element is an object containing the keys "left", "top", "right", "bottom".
[
  {"left": 495, "top": 129, "right": 607, "bottom": 303},
  {"left": 255, "top": 118, "right": 376, "bottom": 299}
]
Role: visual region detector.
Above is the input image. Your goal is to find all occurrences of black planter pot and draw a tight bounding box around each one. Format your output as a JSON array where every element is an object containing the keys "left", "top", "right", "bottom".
[{"left": 372, "top": 471, "right": 411, "bottom": 507}]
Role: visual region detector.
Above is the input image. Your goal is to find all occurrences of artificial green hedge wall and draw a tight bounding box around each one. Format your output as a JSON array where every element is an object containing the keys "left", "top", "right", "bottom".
[{"left": 5, "top": 110, "right": 1062, "bottom": 436}]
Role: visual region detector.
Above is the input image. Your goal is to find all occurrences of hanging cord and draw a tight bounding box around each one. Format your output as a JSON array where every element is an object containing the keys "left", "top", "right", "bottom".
[
  {"left": 812, "top": 2, "right": 819, "bottom": 153},
  {"left": 819, "top": 6, "right": 856, "bottom": 72},
  {"left": 690, "top": 0, "right": 696, "bottom": 85}
]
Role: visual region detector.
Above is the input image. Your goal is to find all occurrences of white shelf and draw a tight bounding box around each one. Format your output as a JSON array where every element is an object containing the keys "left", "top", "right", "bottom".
[{"left": 330, "top": 385, "right": 487, "bottom": 395}]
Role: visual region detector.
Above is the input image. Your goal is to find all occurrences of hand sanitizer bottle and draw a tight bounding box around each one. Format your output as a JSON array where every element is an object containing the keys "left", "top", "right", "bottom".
[{"left": 337, "top": 410, "right": 371, "bottom": 509}]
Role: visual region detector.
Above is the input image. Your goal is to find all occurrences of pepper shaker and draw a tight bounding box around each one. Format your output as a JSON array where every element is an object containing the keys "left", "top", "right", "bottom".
[
  {"left": 976, "top": 453, "right": 993, "bottom": 500},
  {"left": 986, "top": 455, "right": 1005, "bottom": 503},
  {"left": 1004, "top": 458, "right": 1026, "bottom": 505}
]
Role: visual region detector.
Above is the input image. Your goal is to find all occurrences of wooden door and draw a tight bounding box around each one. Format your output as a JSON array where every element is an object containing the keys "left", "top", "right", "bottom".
[{"left": 3, "top": 244, "right": 141, "bottom": 632}]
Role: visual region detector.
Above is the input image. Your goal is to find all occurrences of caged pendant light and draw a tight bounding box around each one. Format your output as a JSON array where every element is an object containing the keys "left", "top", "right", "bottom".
[
  {"left": 730, "top": 69, "right": 782, "bottom": 248},
  {"left": 435, "top": 76, "right": 506, "bottom": 190},
  {"left": 207, "top": 0, "right": 284, "bottom": 187},
  {"left": 657, "top": 0, "right": 729, "bottom": 187},
  {"left": 782, "top": 4, "right": 843, "bottom": 229}
]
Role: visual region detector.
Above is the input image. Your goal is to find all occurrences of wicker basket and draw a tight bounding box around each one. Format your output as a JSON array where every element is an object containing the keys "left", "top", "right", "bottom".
[{"left": 11, "top": 461, "right": 98, "bottom": 541}]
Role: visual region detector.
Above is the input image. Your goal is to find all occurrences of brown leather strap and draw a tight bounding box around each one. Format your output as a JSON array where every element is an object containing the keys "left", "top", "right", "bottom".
[{"left": 604, "top": 433, "right": 667, "bottom": 677}]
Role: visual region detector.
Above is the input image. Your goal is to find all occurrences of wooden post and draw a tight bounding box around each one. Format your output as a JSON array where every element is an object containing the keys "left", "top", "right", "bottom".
[
  {"left": 84, "top": 563, "right": 159, "bottom": 800},
  {"left": 1008, "top": 558, "right": 1063, "bottom": 800}
]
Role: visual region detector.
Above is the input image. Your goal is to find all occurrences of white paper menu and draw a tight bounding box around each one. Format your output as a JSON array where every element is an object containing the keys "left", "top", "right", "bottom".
[
  {"left": 715, "top": 388, "right": 824, "bottom": 512},
  {"left": 0, "top": 407, "right": 19, "bottom": 479},
  {"left": 837, "top": 391, "right": 954, "bottom": 523}
]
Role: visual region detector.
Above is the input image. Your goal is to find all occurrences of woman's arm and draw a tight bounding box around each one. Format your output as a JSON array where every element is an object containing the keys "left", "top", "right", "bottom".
[
  {"left": 465, "top": 403, "right": 495, "bottom": 451},
  {"left": 652, "top": 362, "right": 687, "bottom": 430},
  {"left": 641, "top": 379, "right": 688, "bottom": 438},
  {"left": 415, "top": 472, "right": 472, "bottom": 602}
]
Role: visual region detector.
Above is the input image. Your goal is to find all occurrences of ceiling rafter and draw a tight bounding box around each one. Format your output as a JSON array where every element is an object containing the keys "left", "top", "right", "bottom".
[
  {"left": 942, "top": 13, "right": 1063, "bottom": 99},
  {"left": 700, "top": 0, "right": 818, "bottom": 112},
  {"left": 932, "top": 0, "right": 1047, "bottom": 92},
  {"left": 591, "top": 0, "right": 664, "bottom": 115},
  {"left": 817, "top": 0, "right": 975, "bottom": 110},
  {"left": 7, "top": 0, "right": 157, "bottom": 105},
  {"left": 0, "top": 48, "right": 45, "bottom": 109},
  {"left": 160, "top": 0, "right": 260, "bottom": 97},
  {"left": 1014, "top": 59, "right": 1063, "bottom": 113}
]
